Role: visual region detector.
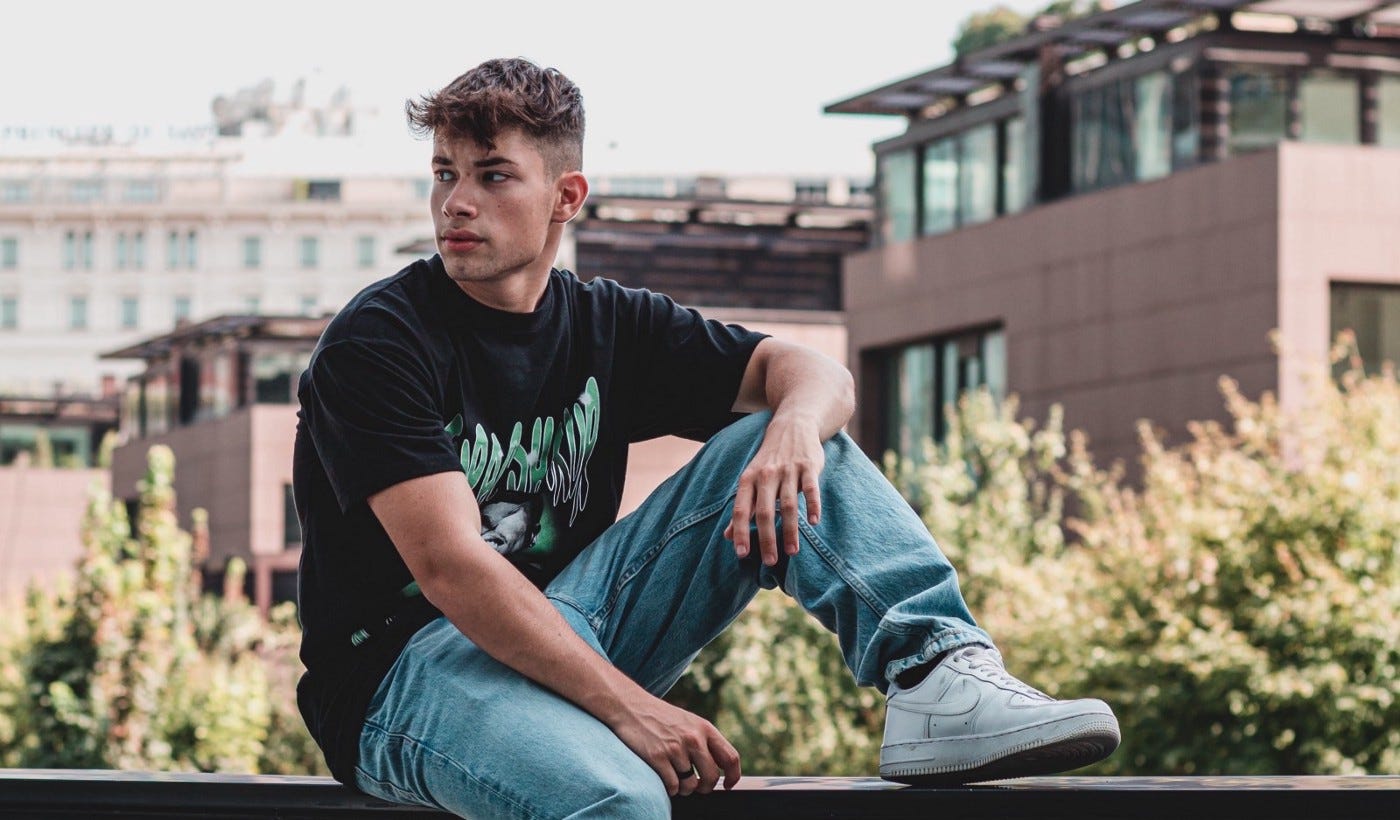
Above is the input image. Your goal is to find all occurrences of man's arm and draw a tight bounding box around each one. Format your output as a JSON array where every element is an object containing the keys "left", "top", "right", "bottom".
[
  {"left": 725, "top": 337, "right": 855, "bottom": 566},
  {"left": 367, "top": 473, "right": 741, "bottom": 797}
]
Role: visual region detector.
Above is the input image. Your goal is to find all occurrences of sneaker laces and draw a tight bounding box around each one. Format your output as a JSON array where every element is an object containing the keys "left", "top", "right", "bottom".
[{"left": 955, "top": 646, "right": 1054, "bottom": 701}]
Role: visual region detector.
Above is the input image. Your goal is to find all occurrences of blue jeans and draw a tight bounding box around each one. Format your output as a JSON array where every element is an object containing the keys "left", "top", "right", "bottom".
[{"left": 354, "top": 412, "right": 991, "bottom": 818}]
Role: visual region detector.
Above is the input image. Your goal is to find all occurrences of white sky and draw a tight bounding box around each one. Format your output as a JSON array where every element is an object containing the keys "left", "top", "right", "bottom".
[{"left": 4, "top": 0, "right": 1053, "bottom": 178}]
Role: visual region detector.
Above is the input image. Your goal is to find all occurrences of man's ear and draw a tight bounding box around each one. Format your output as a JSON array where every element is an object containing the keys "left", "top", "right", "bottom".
[{"left": 553, "top": 171, "right": 589, "bottom": 223}]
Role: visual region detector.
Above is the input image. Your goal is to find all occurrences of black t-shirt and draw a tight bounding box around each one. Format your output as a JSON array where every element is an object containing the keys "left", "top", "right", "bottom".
[{"left": 293, "top": 255, "right": 767, "bottom": 784}]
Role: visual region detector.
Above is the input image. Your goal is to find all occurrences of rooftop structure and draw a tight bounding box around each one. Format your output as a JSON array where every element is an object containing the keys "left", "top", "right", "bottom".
[{"left": 828, "top": 0, "right": 1400, "bottom": 470}]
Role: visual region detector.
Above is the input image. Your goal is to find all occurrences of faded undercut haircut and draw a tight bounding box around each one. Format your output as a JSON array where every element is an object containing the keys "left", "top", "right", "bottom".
[{"left": 406, "top": 58, "right": 585, "bottom": 176}]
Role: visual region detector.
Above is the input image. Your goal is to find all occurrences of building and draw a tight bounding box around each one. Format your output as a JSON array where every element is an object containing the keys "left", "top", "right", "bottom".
[
  {"left": 106, "top": 177, "right": 867, "bottom": 615},
  {"left": 0, "top": 81, "right": 429, "bottom": 401},
  {"left": 826, "top": 0, "right": 1400, "bottom": 469}
]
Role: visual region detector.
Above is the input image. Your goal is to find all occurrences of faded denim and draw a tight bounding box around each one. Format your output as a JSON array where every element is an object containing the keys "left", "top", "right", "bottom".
[{"left": 354, "top": 411, "right": 992, "bottom": 818}]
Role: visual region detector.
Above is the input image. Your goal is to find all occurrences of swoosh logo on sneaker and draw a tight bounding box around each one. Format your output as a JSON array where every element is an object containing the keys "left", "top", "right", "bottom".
[{"left": 898, "top": 678, "right": 983, "bottom": 717}]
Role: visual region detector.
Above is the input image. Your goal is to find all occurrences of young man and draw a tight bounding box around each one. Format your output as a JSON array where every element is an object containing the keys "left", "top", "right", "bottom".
[{"left": 294, "top": 58, "right": 1119, "bottom": 819}]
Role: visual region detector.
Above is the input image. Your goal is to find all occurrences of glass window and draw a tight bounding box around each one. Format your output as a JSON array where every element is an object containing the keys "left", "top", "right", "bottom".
[
  {"left": 1, "top": 181, "right": 30, "bottom": 203},
  {"left": 167, "top": 231, "right": 181, "bottom": 269},
  {"left": 245, "top": 295, "right": 261, "bottom": 314},
  {"left": 300, "top": 294, "right": 318, "bottom": 315},
  {"left": 253, "top": 351, "right": 311, "bottom": 404},
  {"left": 1300, "top": 72, "right": 1359, "bottom": 145},
  {"left": 413, "top": 178, "right": 431, "bottom": 199},
  {"left": 70, "top": 180, "right": 103, "bottom": 203},
  {"left": 63, "top": 231, "right": 76, "bottom": 270},
  {"left": 1332, "top": 283, "right": 1400, "bottom": 377},
  {"left": 1, "top": 296, "right": 16, "bottom": 329},
  {"left": 185, "top": 230, "right": 197, "bottom": 268},
  {"left": 1, "top": 237, "right": 17, "bottom": 269},
  {"left": 69, "top": 296, "right": 88, "bottom": 330},
  {"left": 357, "top": 235, "right": 376, "bottom": 268},
  {"left": 1135, "top": 72, "right": 1173, "bottom": 181},
  {"left": 173, "top": 295, "right": 191, "bottom": 322},
  {"left": 120, "top": 296, "right": 139, "bottom": 329},
  {"left": 878, "top": 149, "right": 917, "bottom": 245},
  {"left": 1382, "top": 77, "right": 1400, "bottom": 148},
  {"left": 1172, "top": 67, "right": 1200, "bottom": 170},
  {"left": 880, "top": 326, "right": 1008, "bottom": 468},
  {"left": 1002, "top": 117, "right": 1030, "bottom": 215},
  {"left": 1074, "top": 82, "right": 1136, "bottom": 192},
  {"left": 131, "top": 231, "right": 145, "bottom": 269},
  {"left": 244, "top": 236, "right": 262, "bottom": 268},
  {"left": 115, "top": 233, "right": 127, "bottom": 269},
  {"left": 124, "top": 180, "right": 159, "bottom": 202},
  {"left": 1230, "top": 70, "right": 1289, "bottom": 154},
  {"left": 921, "top": 138, "right": 957, "bottom": 236},
  {"left": 300, "top": 236, "right": 319, "bottom": 268},
  {"left": 959, "top": 124, "right": 998, "bottom": 226},
  {"left": 81, "top": 231, "right": 93, "bottom": 269}
]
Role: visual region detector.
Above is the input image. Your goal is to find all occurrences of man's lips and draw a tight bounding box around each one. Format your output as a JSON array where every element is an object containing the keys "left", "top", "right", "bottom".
[{"left": 442, "top": 230, "right": 484, "bottom": 250}]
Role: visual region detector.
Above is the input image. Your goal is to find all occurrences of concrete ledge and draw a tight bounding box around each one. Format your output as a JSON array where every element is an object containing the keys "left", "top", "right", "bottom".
[{"left": 1, "top": 770, "right": 1398, "bottom": 819}]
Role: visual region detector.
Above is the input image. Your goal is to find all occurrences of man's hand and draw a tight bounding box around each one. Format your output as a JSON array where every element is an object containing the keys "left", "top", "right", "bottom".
[
  {"left": 608, "top": 694, "right": 742, "bottom": 797},
  {"left": 724, "top": 411, "right": 824, "bottom": 565}
]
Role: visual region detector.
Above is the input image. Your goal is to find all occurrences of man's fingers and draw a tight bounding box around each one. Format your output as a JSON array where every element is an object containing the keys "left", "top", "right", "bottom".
[
  {"left": 709, "top": 732, "right": 743, "bottom": 790},
  {"left": 729, "top": 477, "right": 753, "bottom": 557},
  {"left": 692, "top": 752, "right": 722, "bottom": 795},
  {"left": 802, "top": 469, "right": 822, "bottom": 525},
  {"left": 752, "top": 468, "right": 779, "bottom": 566},
  {"left": 779, "top": 475, "right": 800, "bottom": 556}
]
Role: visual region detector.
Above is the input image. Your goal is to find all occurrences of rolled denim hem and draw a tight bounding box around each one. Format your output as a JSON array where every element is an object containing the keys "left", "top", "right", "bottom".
[{"left": 883, "top": 626, "right": 996, "bottom": 686}]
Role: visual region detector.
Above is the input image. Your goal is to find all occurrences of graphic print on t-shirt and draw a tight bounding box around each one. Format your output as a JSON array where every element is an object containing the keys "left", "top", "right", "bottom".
[{"left": 445, "top": 377, "right": 600, "bottom": 565}]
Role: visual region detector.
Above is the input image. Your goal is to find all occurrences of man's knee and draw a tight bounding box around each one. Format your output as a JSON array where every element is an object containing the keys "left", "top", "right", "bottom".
[{"left": 567, "top": 778, "right": 670, "bottom": 819}]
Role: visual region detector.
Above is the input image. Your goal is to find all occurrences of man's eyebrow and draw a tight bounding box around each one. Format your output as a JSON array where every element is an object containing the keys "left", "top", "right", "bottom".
[
  {"left": 473, "top": 157, "right": 518, "bottom": 168},
  {"left": 431, "top": 155, "right": 453, "bottom": 166}
]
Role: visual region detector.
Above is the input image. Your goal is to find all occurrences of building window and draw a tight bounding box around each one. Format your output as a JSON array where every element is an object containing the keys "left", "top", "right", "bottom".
[
  {"left": 244, "top": 236, "right": 262, "bottom": 268},
  {"left": 245, "top": 295, "right": 261, "bottom": 314},
  {"left": 115, "top": 233, "right": 128, "bottom": 269},
  {"left": 63, "top": 231, "right": 76, "bottom": 270},
  {"left": 173, "top": 295, "right": 191, "bottom": 322},
  {"left": 167, "top": 230, "right": 181, "bottom": 269},
  {"left": 959, "top": 123, "right": 998, "bottom": 227},
  {"left": 300, "top": 294, "right": 318, "bottom": 315},
  {"left": 131, "top": 231, "right": 145, "bottom": 269},
  {"left": 81, "top": 231, "right": 93, "bottom": 269},
  {"left": 356, "top": 235, "right": 376, "bottom": 269},
  {"left": 186, "top": 230, "right": 197, "bottom": 269},
  {"left": 413, "top": 178, "right": 431, "bottom": 199},
  {"left": 70, "top": 180, "right": 104, "bottom": 203},
  {"left": 1332, "top": 283, "right": 1400, "bottom": 377},
  {"left": 1382, "top": 77, "right": 1400, "bottom": 149},
  {"left": 299, "top": 236, "right": 319, "bottom": 269},
  {"left": 254, "top": 351, "right": 311, "bottom": 404},
  {"left": 1, "top": 296, "right": 16, "bottom": 330},
  {"left": 1172, "top": 67, "right": 1200, "bottom": 170},
  {"left": 69, "top": 296, "right": 88, "bottom": 330},
  {"left": 124, "top": 180, "right": 160, "bottom": 202},
  {"left": 1229, "top": 70, "right": 1289, "bottom": 155},
  {"left": 284, "top": 483, "right": 302, "bottom": 547},
  {"left": 305, "top": 180, "right": 342, "bottom": 201},
  {"left": 1, "top": 181, "right": 30, "bottom": 203},
  {"left": 1, "top": 237, "right": 17, "bottom": 269},
  {"left": 1300, "top": 72, "right": 1360, "bottom": 145},
  {"left": 120, "top": 296, "right": 139, "bottom": 329},
  {"left": 879, "top": 149, "right": 917, "bottom": 245},
  {"left": 1002, "top": 117, "right": 1031, "bottom": 215},
  {"left": 1134, "top": 71, "right": 1173, "bottom": 181},
  {"left": 878, "top": 327, "right": 1007, "bottom": 467},
  {"left": 921, "top": 138, "right": 957, "bottom": 236}
]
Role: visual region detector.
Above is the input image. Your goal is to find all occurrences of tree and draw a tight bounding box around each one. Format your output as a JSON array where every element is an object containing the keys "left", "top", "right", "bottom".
[{"left": 954, "top": 6, "right": 1028, "bottom": 57}]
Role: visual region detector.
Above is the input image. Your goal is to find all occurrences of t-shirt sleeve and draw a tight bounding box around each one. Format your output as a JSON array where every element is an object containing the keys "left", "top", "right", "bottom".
[
  {"left": 625, "top": 288, "right": 769, "bottom": 442},
  {"left": 301, "top": 337, "right": 463, "bottom": 512}
]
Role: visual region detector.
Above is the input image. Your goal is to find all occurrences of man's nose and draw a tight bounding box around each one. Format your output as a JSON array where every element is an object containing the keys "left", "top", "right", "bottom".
[{"left": 442, "top": 182, "right": 479, "bottom": 219}]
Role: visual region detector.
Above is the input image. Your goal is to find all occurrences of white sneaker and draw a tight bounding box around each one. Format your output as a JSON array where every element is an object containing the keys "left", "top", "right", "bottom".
[{"left": 879, "top": 645, "right": 1120, "bottom": 786}]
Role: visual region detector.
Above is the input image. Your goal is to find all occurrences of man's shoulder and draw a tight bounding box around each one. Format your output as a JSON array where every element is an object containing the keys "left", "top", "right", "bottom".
[{"left": 319, "top": 257, "right": 440, "bottom": 350}]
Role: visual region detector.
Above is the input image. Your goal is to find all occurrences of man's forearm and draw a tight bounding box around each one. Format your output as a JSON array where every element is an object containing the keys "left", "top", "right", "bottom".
[
  {"left": 762, "top": 343, "right": 854, "bottom": 440},
  {"left": 417, "top": 542, "right": 639, "bottom": 725}
]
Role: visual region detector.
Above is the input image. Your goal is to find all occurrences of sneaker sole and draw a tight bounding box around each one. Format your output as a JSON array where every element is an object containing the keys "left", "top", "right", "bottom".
[{"left": 880, "top": 715, "right": 1121, "bottom": 787}]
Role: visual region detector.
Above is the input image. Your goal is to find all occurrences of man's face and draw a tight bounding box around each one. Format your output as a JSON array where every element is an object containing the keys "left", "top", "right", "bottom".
[{"left": 430, "top": 129, "right": 560, "bottom": 292}]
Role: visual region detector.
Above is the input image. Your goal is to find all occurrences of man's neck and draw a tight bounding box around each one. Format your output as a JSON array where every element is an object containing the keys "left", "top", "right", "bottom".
[{"left": 455, "top": 265, "right": 552, "bottom": 313}]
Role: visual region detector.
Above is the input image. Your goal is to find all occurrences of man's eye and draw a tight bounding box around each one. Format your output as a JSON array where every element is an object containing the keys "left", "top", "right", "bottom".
[
  {"left": 483, "top": 172, "right": 509, "bottom": 183},
  {"left": 434, "top": 170, "right": 455, "bottom": 182}
]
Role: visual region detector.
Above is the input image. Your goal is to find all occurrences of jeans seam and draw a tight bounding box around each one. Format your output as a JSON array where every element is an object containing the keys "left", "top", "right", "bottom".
[
  {"left": 793, "top": 515, "right": 894, "bottom": 621},
  {"left": 590, "top": 493, "right": 735, "bottom": 624},
  {"left": 361, "top": 721, "right": 537, "bottom": 819}
]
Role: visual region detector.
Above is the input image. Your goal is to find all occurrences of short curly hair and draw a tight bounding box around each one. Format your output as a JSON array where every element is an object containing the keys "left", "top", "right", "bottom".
[{"left": 406, "top": 58, "right": 585, "bottom": 175}]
